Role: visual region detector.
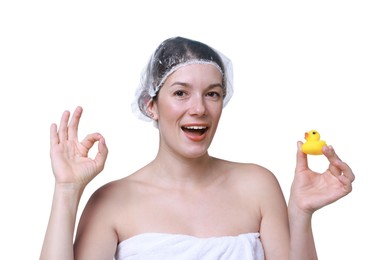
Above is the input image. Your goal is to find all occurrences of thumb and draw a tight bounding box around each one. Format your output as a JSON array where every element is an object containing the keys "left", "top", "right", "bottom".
[{"left": 295, "top": 141, "right": 308, "bottom": 174}]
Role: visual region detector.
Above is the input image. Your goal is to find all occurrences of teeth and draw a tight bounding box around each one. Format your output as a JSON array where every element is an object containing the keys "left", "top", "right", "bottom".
[{"left": 185, "top": 126, "right": 207, "bottom": 130}]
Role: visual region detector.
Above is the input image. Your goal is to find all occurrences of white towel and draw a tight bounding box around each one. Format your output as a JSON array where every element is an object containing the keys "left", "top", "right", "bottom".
[{"left": 115, "top": 232, "right": 264, "bottom": 260}]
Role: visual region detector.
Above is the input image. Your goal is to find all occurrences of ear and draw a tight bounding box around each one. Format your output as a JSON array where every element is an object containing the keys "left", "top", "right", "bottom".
[{"left": 146, "top": 99, "right": 159, "bottom": 120}]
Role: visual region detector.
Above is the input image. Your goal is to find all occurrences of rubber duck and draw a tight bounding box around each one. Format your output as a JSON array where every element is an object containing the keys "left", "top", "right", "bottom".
[{"left": 301, "top": 130, "right": 327, "bottom": 155}]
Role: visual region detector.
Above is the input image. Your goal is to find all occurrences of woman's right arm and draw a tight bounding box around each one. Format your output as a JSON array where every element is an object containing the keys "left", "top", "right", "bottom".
[{"left": 40, "top": 107, "right": 108, "bottom": 260}]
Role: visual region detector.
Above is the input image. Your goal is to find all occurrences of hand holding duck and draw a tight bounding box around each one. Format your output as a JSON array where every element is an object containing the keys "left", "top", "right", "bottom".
[{"left": 289, "top": 142, "right": 355, "bottom": 215}]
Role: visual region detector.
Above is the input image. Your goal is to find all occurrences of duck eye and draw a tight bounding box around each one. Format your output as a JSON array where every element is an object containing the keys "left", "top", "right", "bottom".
[{"left": 313, "top": 132, "right": 317, "bottom": 135}]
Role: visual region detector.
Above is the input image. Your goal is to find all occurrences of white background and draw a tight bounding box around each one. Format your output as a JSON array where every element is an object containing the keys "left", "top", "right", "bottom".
[{"left": 1, "top": 1, "right": 382, "bottom": 259}]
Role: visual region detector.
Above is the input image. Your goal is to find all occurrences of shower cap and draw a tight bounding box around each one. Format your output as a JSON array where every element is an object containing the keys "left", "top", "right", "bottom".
[{"left": 132, "top": 36, "right": 234, "bottom": 121}]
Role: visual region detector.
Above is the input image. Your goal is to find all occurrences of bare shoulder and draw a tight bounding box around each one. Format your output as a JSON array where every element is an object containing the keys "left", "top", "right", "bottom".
[
  {"left": 77, "top": 170, "right": 148, "bottom": 237},
  {"left": 82, "top": 165, "right": 165, "bottom": 221},
  {"left": 84, "top": 172, "right": 144, "bottom": 210},
  {"left": 74, "top": 171, "right": 150, "bottom": 256},
  {"left": 215, "top": 159, "right": 286, "bottom": 207},
  {"left": 217, "top": 159, "right": 281, "bottom": 190}
]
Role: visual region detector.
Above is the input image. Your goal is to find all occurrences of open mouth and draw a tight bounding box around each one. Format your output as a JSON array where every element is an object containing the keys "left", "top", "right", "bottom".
[{"left": 181, "top": 126, "right": 208, "bottom": 136}]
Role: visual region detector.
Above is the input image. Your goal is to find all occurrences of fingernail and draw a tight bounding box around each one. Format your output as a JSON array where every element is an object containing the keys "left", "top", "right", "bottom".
[{"left": 325, "top": 145, "right": 335, "bottom": 155}]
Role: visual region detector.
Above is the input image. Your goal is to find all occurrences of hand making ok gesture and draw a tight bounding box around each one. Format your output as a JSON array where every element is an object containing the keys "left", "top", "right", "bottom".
[{"left": 49, "top": 106, "right": 108, "bottom": 189}]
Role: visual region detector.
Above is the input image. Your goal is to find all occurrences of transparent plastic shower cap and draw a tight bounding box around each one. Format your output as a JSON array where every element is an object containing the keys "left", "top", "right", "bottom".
[{"left": 131, "top": 36, "right": 234, "bottom": 122}]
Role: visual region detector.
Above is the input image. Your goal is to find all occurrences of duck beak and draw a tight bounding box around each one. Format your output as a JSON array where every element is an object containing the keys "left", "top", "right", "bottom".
[{"left": 304, "top": 132, "right": 309, "bottom": 140}]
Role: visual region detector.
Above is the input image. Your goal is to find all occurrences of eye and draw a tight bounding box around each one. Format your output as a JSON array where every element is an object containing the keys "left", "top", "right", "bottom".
[
  {"left": 174, "top": 90, "right": 186, "bottom": 97},
  {"left": 207, "top": 91, "right": 221, "bottom": 98}
]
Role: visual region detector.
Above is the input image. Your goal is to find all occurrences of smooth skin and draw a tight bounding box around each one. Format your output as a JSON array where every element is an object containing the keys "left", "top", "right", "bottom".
[{"left": 40, "top": 64, "right": 355, "bottom": 260}]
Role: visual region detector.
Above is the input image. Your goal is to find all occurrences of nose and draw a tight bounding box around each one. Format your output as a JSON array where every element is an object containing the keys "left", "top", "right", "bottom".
[{"left": 188, "top": 95, "right": 207, "bottom": 116}]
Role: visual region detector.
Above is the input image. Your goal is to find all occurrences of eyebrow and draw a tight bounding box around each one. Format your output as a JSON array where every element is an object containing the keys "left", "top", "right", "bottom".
[{"left": 169, "top": 82, "right": 223, "bottom": 89}]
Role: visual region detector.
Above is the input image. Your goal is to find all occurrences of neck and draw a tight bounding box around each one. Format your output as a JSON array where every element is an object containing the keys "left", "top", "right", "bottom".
[{"left": 148, "top": 152, "right": 219, "bottom": 189}]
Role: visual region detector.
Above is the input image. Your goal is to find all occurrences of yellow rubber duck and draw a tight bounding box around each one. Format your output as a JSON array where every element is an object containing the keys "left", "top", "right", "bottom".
[{"left": 301, "top": 130, "right": 327, "bottom": 155}]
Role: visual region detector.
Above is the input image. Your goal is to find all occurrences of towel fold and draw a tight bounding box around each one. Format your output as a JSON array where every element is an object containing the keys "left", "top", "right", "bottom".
[{"left": 115, "top": 232, "right": 264, "bottom": 260}]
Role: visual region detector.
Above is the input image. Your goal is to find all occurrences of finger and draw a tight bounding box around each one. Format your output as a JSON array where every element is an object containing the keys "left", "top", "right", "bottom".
[
  {"left": 81, "top": 133, "right": 108, "bottom": 171},
  {"left": 68, "top": 106, "right": 83, "bottom": 141},
  {"left": 324, "top": 146, "right": 355, "bottom": 182},
  {"left": 58, "top": 110, "right": 70, "bottom": 142},
  {"left": 295, "top": 141, "right": 309, "bottom": 174},
  {"left": 323, "top": 145, "right": 344, "bottom": 163},
  {"left": 338, "top": 174, "right": 354, "bottom": 194},
  {"left": 323, "top": 145, "right": 343, "bottom": 177},
  {"left": 328, "top": 163, "right": 342, "bottom": 177},
  {"left": 336, "top": 160, "right": 355, "bottom": 183},
  {"left": 323, "top": 145, "right": 342, "bottom": 177},
  {"left": 50, "top": 123, "right": 58, "bottom": 146},
  {"left": 94, "top": 136, "right": 108, "bottom": 172},
  {"left": 81, "top": 133, "right": 102, "bottom": 152}
]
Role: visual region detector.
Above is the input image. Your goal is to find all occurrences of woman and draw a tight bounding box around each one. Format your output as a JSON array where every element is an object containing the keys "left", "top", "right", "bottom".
[{"left": 40, "top": 37, "right": 355, "bottom": 260}]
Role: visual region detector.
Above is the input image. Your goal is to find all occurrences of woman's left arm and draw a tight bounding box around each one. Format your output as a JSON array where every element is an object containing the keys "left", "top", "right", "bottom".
[{"left": 288, "top": 142, "right": 355, "bottom": 260}]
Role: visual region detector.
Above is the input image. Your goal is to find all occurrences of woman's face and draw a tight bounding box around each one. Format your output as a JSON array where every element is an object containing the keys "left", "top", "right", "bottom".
[{"left": 149, "top": 63, "right": 224, "bottom": 158}]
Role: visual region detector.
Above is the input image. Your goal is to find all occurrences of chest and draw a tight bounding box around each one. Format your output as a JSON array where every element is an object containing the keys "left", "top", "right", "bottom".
[{"left": 115, "top": 187, "right": 261, "bottom": 240}]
